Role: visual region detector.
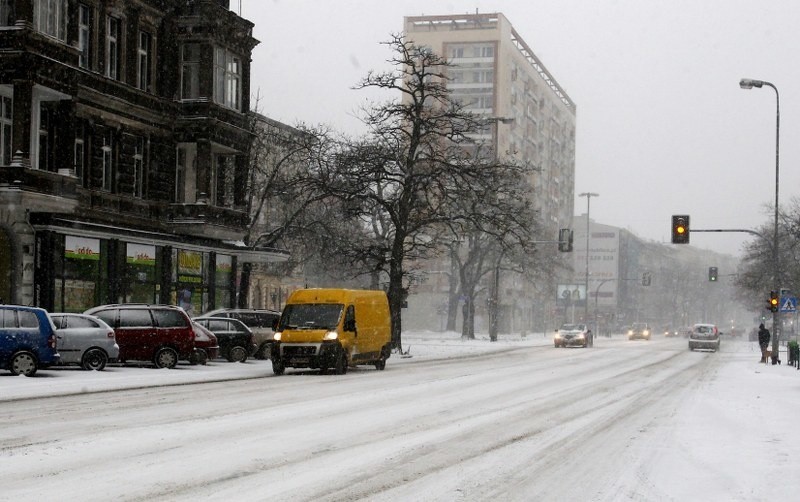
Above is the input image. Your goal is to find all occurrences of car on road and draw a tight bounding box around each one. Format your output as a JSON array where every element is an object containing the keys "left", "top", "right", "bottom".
[
  {"left": 554, "top": 323, "right": 593, "bottom": 348},
  {"left": 50, "top": 313, "right": 119, "bottom": 371},
  {"left": 0, "top": 305, "right": 60, "bottom": 376},
  {"left": 189, "top": 321, "right": 219, "bottom": 365},
  {"left": 627, "top": 322, "right": 651, "bottom": 341},
  {"left": 193, "top": 316, "right": 253, "bottom": 362},
  {"left": 202, "top": 308, "right": 280, "bottom": 359},
  {"left": 85, "top": 304, "right": 196, "bottom": 369},
  {"left": 689, "top": 323, "right": 720, "bottom": 352},
  {"left": 663, "top": 327, "right": 680, "bottom": 337}
]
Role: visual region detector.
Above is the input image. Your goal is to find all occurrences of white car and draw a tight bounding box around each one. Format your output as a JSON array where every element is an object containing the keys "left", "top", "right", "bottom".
[
  {"left": 50, "top": 313, "right": 119, "bottom": 370},
  {"left": 688, "top": 323, "right": 720, "bottom": 352},
  {"left": 554, "top": 323, "right": 593, "bottom": 348}
]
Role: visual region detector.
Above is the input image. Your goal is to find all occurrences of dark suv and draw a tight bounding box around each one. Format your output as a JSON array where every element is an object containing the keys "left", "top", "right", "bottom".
[
  {"left": 0, "top": 305, "right": 60, "bottom": 376},
  {"left": 202, "top": 308, "right": 280, "bottom": 359},
  {"left": 85, "top": 304, "right": 195, "bottom": 368}
]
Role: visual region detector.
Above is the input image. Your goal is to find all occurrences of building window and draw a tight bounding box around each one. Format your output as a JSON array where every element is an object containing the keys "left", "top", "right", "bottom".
[
  {"left": 213, "top": 154, "right": 235, "bottom": 207},
  {"left": 175, "top": 144, "right": 197, "bottom": 203},
  {"left": 214, "top": 47, "right": 241, "bottom": 111},
  {"left": 74, "top": 122, "right": 85, "bottom": 182},
  {"left": 38, "top": 105, "right": 52, "bottom": 171},
  {"left": 106, "top": 15, "right": 121, "bottom": 80},
  {"left": 78, "top": 4, "right": 92, "bottom": 69},
  {"left": 137, "top": 31, "right": 152, "bottom": 91},
  {"left": 101, "top": 132, "right": 114, "bottom": 191},
  {"left": 0, "top": 0, "right": 14, "bottom": 26},
  {"left": 34, "top": 0, "right": 67, "bottom": 41},
  {"left": 181, "top": 44, "right": 201, "bottom": 100},
  {"left": 133, "top": 137, "right": 147, "bottom": 198},
  {"left": 0, "top": 96, "right": 11, "bottom": 166}
]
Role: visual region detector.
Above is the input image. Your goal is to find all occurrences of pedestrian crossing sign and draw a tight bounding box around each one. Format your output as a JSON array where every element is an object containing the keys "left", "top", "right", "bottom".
[{"left": 780, "top": 297, "right": 797, "bottom": 313}]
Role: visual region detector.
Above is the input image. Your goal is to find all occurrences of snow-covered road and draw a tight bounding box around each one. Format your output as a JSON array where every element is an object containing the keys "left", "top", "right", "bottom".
[{"left": 1, "top": 333, "right": 798, "bottom": 501}]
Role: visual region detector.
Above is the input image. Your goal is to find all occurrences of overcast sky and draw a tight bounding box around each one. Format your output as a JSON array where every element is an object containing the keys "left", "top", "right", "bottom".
[{"left": 240, "top": 0, "right": 799, "bottom": 258}]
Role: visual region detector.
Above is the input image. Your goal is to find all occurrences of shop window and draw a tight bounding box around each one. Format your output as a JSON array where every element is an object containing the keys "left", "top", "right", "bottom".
[
  {"left": 55, "top": 235, "right": 101, "bottom": 312},
  {"left": 125, "top": 243, "right": 158, "bottom": 303}
]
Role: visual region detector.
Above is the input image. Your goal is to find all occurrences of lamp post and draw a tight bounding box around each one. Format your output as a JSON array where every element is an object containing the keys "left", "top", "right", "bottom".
[
  {"left": 486, "top": 116, "right": 514, "bottom": 342},
  {"left": 740, "top": 78, "right": 780, "bottom": 359},
  {"left": 579, "top": 192, "right": 599, "bottom": 327}
]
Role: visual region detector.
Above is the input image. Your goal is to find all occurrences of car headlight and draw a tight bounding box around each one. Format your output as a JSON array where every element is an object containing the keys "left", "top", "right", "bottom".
[
  {"left": 644, "top": 330, "right": 650, "bottom": 335},
  {"left": 273, "top": 332, "right": 282, "bottom": 341},
  {"left": 577, "top": 333, "right": 585, "bottom": 339},
  {"left": 554, "top": 333, "right": 562, "bottom": 339},
  {"left": 324, "top": 331, "right": 339, "bottom": 341}
]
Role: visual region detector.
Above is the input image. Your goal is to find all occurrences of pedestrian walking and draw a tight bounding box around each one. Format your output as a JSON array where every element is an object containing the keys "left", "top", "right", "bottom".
[{"left": 758, "top": 323, "right": 771, "bottom": 363}]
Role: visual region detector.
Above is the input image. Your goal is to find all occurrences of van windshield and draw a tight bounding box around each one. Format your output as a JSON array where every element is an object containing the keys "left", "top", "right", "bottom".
[{"left": 280, "top": 304, "right": 343, "bottom": 330}]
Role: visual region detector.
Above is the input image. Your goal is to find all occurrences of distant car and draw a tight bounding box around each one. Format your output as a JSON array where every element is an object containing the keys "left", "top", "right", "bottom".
[
  {"left": 554, "top": 323, "right": 593, "bottom": 348},
  {"left": 689, "top": 323, "right": 720, "bottom": 352},
  {"left": 0, "top": 305, "right": 60, "bottom": 376},
  {"left": 193, "top": 316, "right": 253, "bottom": 363},
  {"left": 84, "top": 304, "right": 195, "bottom": 369},
  {"left": 664, "top": 328, "right": 679, "bottom": 337},
  {"left": 627, "top": 322, "right": 651, "bottom": 341},
  {"left": 202, "top": 308, "right": 280, "bottom": 359},
  {"left": 50, "top": 313, "right": 119, "bottom": 371},
  {"left": 189, "top": 321, "right": 219, "bottom": 365}
]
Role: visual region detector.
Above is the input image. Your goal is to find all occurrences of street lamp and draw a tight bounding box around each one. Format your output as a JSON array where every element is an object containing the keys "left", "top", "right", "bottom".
[
  {"left": 486, "top": 116, "right": 514, "bottom": 342},
  {"left": 740, "top": 78, "right": 780, "bottom": 360},
  {"left": 579, "top": 192, "right": 599, "bottom": 327}
]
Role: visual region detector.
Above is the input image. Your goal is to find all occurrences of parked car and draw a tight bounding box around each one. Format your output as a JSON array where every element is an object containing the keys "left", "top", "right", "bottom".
[
  {"left": 689, "top": 323, "right": 720, "bottom": 352},
  {"left": 189, "top": 321, "right": 219, "bottom": 365},
  {"left": 202, "top": 308, "right": 280, "bottom": 359},
  {"left": 193, "top": 316, "right": 253, "bottom": 362},
  {"left": 627, "top": 322, "right": 651, "bottom": 341},
  {"left": 554, "top": 323, "right": 593, "bottom": 348},
  {"left": 50, "top": 313, "right": 119, "bottom": 371},
  {"left": 84, "top": 304, "right": 195, "bottom": 369},
  {"left": 0, "top": 305, "right": 59, "bottom": 376}
]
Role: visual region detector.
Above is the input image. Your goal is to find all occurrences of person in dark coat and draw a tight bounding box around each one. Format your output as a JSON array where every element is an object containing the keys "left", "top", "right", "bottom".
[{"left": 758, "top": 323, "right": 771, "bottom": 363}]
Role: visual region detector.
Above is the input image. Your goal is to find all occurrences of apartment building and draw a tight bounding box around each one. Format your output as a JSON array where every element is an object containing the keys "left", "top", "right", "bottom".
[
  {"left": 403, "top": 12, "right": 576, "bottom": 333},
  {"left": 0, "top": 0, "right": 287, "bottom": 312}
]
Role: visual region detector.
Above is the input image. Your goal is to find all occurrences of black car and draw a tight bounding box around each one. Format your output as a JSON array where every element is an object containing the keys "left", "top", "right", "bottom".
[
  {"left": 201, "top": 308, "right": 280, "bottom": 359},
  {"left": 193, "top": 316, "right": 254, "bottom": 362}
]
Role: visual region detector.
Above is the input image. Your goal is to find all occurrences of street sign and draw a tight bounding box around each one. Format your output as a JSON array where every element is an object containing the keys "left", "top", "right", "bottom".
[{"left": 780, "top": 297, "right": 797, "bottom": 313}]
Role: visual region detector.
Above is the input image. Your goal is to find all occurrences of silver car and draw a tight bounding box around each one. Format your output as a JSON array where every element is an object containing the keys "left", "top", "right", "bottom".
[
  {"left": 688, "top": 323, "right": 720, "bottom": 352},
  {"left": 50, "top": 313, "right": 120, "bottom": 370}
]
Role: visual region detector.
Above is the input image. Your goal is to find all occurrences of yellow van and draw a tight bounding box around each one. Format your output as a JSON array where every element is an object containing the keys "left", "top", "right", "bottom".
[{"left": 270, "top": 289, "right": 392, "bottom": 375}]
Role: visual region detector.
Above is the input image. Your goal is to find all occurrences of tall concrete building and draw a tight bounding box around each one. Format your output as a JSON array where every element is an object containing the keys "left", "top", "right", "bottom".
[
  {"left": 403, "top": 12, "right": 576, "bottom": 334},
  {"left": 404, "top": 12, "right": 576, "bottom": 237}
]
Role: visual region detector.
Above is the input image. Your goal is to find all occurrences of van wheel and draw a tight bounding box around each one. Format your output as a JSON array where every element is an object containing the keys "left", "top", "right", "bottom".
[
  {"left": 272, "top": 358, "right": 285, "bottom": 375},
  {"left": 81, "top": 348, "right": 108, "bottom": 371},
  {"left": 10, "top": 351, "right": 38, "bottom": 377},
  {"left": 374, "top": 357, "right": 386, "bottom": 371},
  {"left": 334, "top": 350, "right": 348, "bottom": 375},
  {"left": 154, "top": 347, "right": 178, "bottom": 369},
  {"left": 227, "top": 345, "right": 248, "bottom": 363}
]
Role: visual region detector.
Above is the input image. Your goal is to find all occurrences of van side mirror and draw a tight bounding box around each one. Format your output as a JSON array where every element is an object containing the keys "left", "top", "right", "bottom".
[{"left": 344, "top": 319, "right": 356, "bottom": 332}]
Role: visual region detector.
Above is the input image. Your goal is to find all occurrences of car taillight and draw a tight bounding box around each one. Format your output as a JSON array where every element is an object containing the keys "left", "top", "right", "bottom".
[
  {"left": 107, "top": 330, "right": 115, "bottom": 339},
  {"left": 48, "top": 334, "right": 57, "bottom": 349}
]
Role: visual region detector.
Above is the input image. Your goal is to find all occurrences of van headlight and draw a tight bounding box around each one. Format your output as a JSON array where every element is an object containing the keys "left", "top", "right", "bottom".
[
  {"left": 324, "top": 331, "right": 339, "bottom": 341},
  {"left": 273, "top": 332, "right": 282, "bottom": 341}
]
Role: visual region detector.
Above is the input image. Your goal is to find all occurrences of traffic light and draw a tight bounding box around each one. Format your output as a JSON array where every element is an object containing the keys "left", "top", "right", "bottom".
[
  {"left": 769, "top": 291, "right": 779, "bottom": 312},
  {"left": 708, "top": 267, "right": 718, "bottom": 282},
  {"left": 558, "top": 228, "right": 573, "bottom": 252},
  {"left": 671, "top": 215, "right": 690, "bottom": 244}
]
